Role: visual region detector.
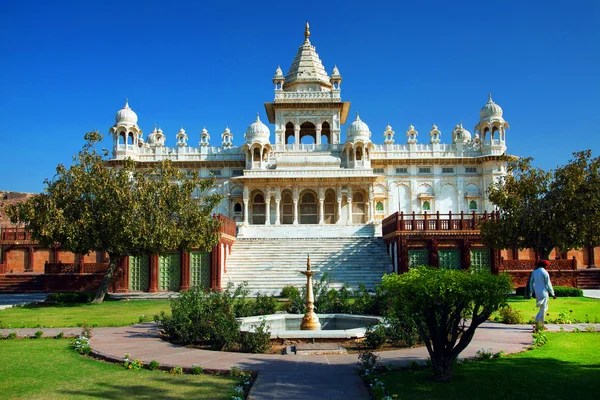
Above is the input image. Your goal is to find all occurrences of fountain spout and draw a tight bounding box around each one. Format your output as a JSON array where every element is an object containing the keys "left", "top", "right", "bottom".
[{"left": 299, "top": 254, "right": 321, "bottom": 330}]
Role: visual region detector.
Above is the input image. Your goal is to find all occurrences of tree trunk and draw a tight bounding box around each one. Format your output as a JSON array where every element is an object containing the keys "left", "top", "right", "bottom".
[
  {"left": 92, "top": 254, "right": 119, "bottom": 304},
  {"left": 431, "top": 354, "right": 455, "bottom": 382}
]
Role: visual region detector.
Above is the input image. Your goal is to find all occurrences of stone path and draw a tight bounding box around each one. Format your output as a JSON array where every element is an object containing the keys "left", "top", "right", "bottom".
[
  {"left": 3, "top": 322, "right": 598, "bottom": 399},
  {"left": 583, "top": 289, "right": 600, "bottom": 299}
]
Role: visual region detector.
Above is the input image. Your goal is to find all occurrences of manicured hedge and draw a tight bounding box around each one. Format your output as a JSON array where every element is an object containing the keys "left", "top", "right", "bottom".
[
  {"left": 46, "top": 292, "right": 95, "bottom": 304},
  {"left": 516, "top": 285, "right": 583, "bottom": 297}
]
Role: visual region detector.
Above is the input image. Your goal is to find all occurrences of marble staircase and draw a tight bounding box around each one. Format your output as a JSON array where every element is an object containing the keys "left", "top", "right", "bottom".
[{"left": 222, "top": 235, "right": 392, "bottom": 296}]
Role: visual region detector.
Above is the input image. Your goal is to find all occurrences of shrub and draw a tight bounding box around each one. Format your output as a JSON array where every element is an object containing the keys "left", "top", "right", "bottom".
[
  {"left": 498, "top": 305, "right": 524, "bottom": 324},
  {"left": 54, "top": 332, "right": 64, "bottom": 339},
  {"left": 123, "top": 356, "right": 143, "bottom": 370},
  {"left": 157, "top": 283, "right": 243, "bottom": 350},
  {"left": 384, "top": 314, "right": 420, "bottom": 347},
  {"left": 148, "top": 360, "right": 160, "bottom": 371},
  {"left": 72, "top": 336, "right": 92, "bottom": 355},
  {"left": 6, "top": 332, "right": 17, "bottom": 340},
  {"left": 358, "top": 350, "right": 379, "bottom": 371},
  {"left": 280, "top": 285, "right": 299, "bottom": 299},
  {"left": 239, "top": 318, "right": 271, "bottom": 353},
  {"left": 249, "top": 293, "right": 277, "bottom": 316},
  {"left": 191, "top": 366, "right": 203, "bottom": 375},
  {"left": 170, "top": 366, "right": 183, "bottom": 375},
  {"left": 34, "top": 330, "right": 44, "bottom": 339},
  {"left": 364, "top": 324, "right": 387, "bottom": 349},
  {"left": 553, "top": 286, "right": 583, "bottom": 297},
  {"left": 81, "top": 323, "right": 93, "bottom": 339},
  {"left": 230, "top": 366, "right": 242, "bottom": 377},
  {"left": 46, "top": 292, "right": 95, "bottom": 304}
]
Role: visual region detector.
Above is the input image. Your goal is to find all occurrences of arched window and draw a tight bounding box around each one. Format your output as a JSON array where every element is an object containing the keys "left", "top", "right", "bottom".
[
  {"left": 299, "top": 191, "right": 317, "bottom": 224},
  {"left": 376, "top": 201, "right": 384, "bottom": 213},
  {"left": 324, "top": 190, "right": 336, "bottom": 224},
  {"left": 128, "top": 133, "right": 134, "bottom": 145},
  {"left": 300, "top": 122, "right": 316, "bottom": 143},
  {"left": 118, "top": 133, "right": 126, "bottom": 145},
  {"left": 469, "top": 200, "right": 478, "bottom": 210},
  {"left": 281, "top": 192, "right": 293, "bottom": 224},
  {"left": 352, "top": 192, "right": 366, "bottom": 224},
  {"left": 252, "top": 193, "right": 265, "bottom": 224},
  {"left": 356, "top": 147, "right": 363, "bottom": 161},
  {"left": 422, "top": 201, "right": 431, "bottom": 211},
  {"left": 253, "top": 148, "right": 261, "bottom": 162},
  {"left": 233, "top": 202, "right": 242, "bottom": 215}
]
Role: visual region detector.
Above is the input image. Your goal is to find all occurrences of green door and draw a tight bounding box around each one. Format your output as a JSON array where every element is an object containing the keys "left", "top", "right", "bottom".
[
  {"left": 159, "top": 253, "right": 181, "bottom": 291},
  {"left": 129, "top": 256, "right": 149, "bottom": 292},
  {"left": 439, "top": 250, "right": 461, "bottom": 269},
  {"left": 190, "top": 251, "right": 211, "bottom": 289},
  {"left": 470, "top": 248, "right": 491, "bottom": 273},
  {"left": 408, "top": 250, "right": 429, "bottom": 268}
]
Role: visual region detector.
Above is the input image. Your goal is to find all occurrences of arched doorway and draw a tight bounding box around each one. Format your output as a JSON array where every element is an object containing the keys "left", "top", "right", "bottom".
[
  {"left": 321, "top": 122, "right": 331, "bottom": 144},
  {"left": 299, "top": 191, "right": 318, "bottom": 224},
  {"left": 324, "top": 189, "right": 337, "bottom": 224},
  {"left": 281, "top": 191, "right": 293, "bottom": 224},
  {"left": 300, "top": 122, "right": 316, "bottom": 144},
  {"left": 252, "top": 192, "right": 266, "bottom": 224},
  {"left": 352, "top": 192, "right": 366, "bottom": 224},
  {"left": 285, "top": 122, "right": 295, "bottom": 144}
]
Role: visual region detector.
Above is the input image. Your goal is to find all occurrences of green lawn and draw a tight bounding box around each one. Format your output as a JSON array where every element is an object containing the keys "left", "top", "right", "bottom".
[
  {"left": 379, "top": 332, "right": 600, "bottom": 399},
  {"left": 500, "top": 296, "right": 600, "bottom": 323},
  {"left": 0, "top": 300, "right": 171, "bottom": 328},
  {"left": 0, "top": 339, "right": 239, "bottom": 400}
]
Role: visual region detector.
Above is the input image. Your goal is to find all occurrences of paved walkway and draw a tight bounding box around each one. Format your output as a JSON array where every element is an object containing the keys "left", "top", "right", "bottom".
[
  {"left": 2, "top": 322, "right": 598, "bottom": 399},
  {"left": 583, "top": 289, "right": 600, "bottom": 299},
  {"left": 0, "top": 293, "right": 48, "bottom": 309}
]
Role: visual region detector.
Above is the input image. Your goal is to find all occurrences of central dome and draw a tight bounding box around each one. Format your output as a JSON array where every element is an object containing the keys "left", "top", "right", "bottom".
[
  {"left": 346, "top": 113, "right": 371, "bottom": 142},
  {"left": 480, "top": 94, "right": 503, "bottom": 119},
  {"left": 245, "top": 114, "right": 270, "bottom": 143},
  {"left": 114, "top": 100, "right": 138, "bottom": 126}
]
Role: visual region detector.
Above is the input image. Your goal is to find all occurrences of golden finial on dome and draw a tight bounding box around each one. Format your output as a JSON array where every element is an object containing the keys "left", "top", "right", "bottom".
[{"left": 305, "top": 21, "right": 310, "bottom": 41}]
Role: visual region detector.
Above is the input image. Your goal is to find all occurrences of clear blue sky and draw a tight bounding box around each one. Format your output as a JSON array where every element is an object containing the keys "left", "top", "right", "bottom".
[{"left": 1, "top": 0, "right": 598, "bottom": 192}]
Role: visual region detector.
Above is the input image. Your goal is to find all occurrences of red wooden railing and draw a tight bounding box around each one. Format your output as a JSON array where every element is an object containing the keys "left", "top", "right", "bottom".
[
  {"left": 0, "top": 227, "right": 32, "bottom": 241},
  {"left": 382, "top": 211, "right": 499, "bottom": 236},
  {"left": 216, "top": 213, "right": 237, "bottom": 237}
]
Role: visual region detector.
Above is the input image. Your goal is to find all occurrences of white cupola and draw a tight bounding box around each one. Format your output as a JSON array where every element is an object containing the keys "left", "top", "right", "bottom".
[
  {"left": 147, "top": 125, "right": 165, "bottom": 148},
  {"left": 452, "top": 122, "right": 472, "bottom": 144},
  {"left": 474, "top": 94, "right": 509, "bottom": 149},
  {"left": 244, "top": 114, "right": 271, "bottom": 144},
  {"left": 222, "top": 126, "right": 233, "bottom": 147},
  {"left": 330, "top": 65, "right": 342, "bottom": 89},
  {"left": 114, "top": 99, "right": 138, "bottom": 127},
  {"left": 429, "top": 124, "right": 441, "bottom": 144},
  {"left": 200, "top": 127, "right": 210, "bottom": 147},
  {"left": 273, "top": 66, "right": 284, "bottom": 90},
  {"left": 346, "top": 113, "right": 371, "bottom": 143},
  {"left": 406, "top": 125, "right": 418, "bottom": 144},
  {"left": 176, "top": 127, "right": 187, "bottom": 147},
  {"left": 383, "top": 124, "right": 395, "bottom": 145}
]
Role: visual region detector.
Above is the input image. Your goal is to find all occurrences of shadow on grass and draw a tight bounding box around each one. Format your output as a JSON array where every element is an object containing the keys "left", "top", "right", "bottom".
[
  {"left": 58, "top": 374, "right": 235, "bottom": 399},
  {"left": 381, "top": 356, "right": 600, "bottom": 399}
]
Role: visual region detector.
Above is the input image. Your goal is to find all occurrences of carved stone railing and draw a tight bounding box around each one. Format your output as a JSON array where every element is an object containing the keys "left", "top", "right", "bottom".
[
  {"left": 274, "top": 90, "right": 341, "bottom": 103},
  {"left": 382, "top": 211, "right": 497, "bottom": 236}
]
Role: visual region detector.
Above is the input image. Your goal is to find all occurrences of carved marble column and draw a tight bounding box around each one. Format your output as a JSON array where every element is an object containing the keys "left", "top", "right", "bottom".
[
  {"left": 316, "top": 123, "right": 322, "bottom": 146},
  {"left": 275, "top": 189, "right": 281, "bottom": 225},
  {"left": 293, "top": 187, "right": 299, "bottom": 225},
  {"left": 318, "top": 199, "right": 325, "bottom": 225},
  {"left": 347, "top": 199, "right": 353, "bottom": 225},
  {"left": 336, "top": 196, "right": 343, "bottom": 225},
  {"left": 265, "top": 197, "right": 271, "bottom": 225},
  {"left": 368, "top": 189, "right": 375, "bottom": 222},
  {"left": 294, "top": 124, "right": 300, "bottom": 148},
  {"left": 243, "top": 187, "right": 249, "bottom": 226}
]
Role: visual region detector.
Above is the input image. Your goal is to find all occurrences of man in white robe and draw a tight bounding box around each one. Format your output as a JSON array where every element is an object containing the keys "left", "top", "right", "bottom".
[{"left": 529, "top": 260, "right": 556, "bottom": 324}]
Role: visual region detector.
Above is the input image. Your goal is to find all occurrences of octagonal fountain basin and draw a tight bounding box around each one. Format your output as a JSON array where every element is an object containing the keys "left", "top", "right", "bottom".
[{"left": 239, "top": 313, "right": 383, "bottom": 339}]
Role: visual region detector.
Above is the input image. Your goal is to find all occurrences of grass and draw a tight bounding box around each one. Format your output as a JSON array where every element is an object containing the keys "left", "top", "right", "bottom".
[
  {"left": 0, "top": 300, "right": 171, "bottom": 328},
  {"left": 496, "top": 296, "right": 600, "bottom": 323},
  {"left": 379, "top": 332, "right": 600, "bottom": 399},
  {"left": 0, "top": 339, "right": 239, "bottom": 400}
]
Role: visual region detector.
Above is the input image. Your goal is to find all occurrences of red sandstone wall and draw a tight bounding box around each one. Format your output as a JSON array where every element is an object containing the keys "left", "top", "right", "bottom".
[
  {"left": 58, "top": 252, "right": 75, "bottom": 263},
  {"left": 5, "top": 249, "right": 27, "bottom": 273},
  {"left": 33, "top": 249, "right": 50, "bottom": 273}
]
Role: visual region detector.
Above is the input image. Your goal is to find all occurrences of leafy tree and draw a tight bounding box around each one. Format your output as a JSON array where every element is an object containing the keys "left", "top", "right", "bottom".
[
  {"left": 481, "top": 152, "right": 599, "bottom": 260},
  {"left": 5, "top": 132, "right": 223, "bottom": 303},
  {"left": 381, "top": 268, "right": 512, "bottom": 382},
  {"left": 549, "top": 150, "right": 600, "bottom": 256},
  {"left": 480, "top": 157, "right": 560, "bottom": 260}
]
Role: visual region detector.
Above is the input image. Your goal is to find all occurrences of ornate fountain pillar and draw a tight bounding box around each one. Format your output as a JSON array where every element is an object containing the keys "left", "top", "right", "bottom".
[{"left": 299, "top": 255, "right": 321, "bottom": 330}]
